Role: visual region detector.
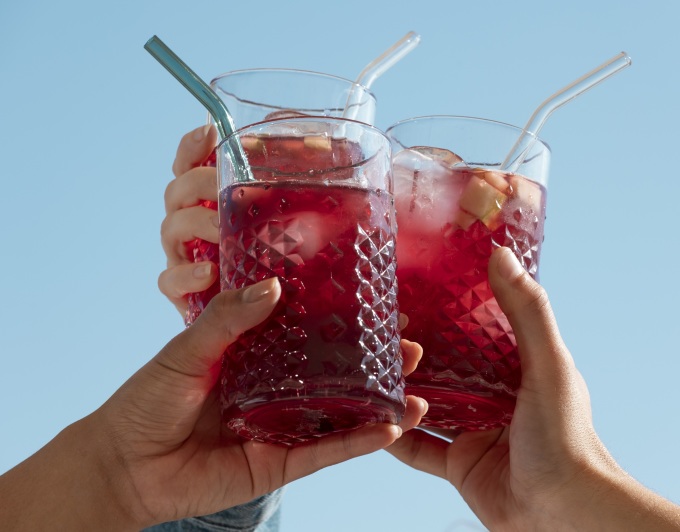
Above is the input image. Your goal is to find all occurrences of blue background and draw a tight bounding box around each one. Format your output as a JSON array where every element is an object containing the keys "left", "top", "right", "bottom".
[{"left": 1, "top": 1, "right": 678, "bottom": 530}]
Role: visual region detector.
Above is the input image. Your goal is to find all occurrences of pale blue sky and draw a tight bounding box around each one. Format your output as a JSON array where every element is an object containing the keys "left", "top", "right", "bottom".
[{"left": 2, "top": 1, "right": 679, "bottom": 530}]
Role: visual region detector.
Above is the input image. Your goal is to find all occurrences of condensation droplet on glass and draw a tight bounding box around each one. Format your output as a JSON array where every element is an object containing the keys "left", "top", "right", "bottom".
[
  {"left": 229, "top": 212, "right": 237, "bottom": 226},
  {"left": 248, "top": 204, "right": 260, "bottom": 217},
  {"left": 238, "top": 188, "right": 245, "bottom": 198},
  {"left": 513, "top": 208, "right": 523, "bottom": 223},
  {"left": 263, "top": 183, "right": 272, "bottom": 190},
  {"left": 278, "top": 197, "right": 289, "bottom": 213}
]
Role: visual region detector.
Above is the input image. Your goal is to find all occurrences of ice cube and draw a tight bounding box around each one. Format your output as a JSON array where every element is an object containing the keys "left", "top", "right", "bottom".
[
  {"left": 509, "top": 174, "right": 543, "bottom": 214},
  {"left": 392, "top": 149, "right": 449, "bottom": 204},
  {"left": 267, "top": 211, "right": 328, "bottom": 264},
  {"left": 409, "top": 145, "right": 465, "bottom": 168},
  {"left": 392, "top": 148, "right": 466, "bottom": 233}
]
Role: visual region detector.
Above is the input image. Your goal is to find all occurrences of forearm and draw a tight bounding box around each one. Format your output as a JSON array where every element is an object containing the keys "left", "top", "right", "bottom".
[
  {"left": 0, "top": 415, "right": 140, "bottom": 531},
  {"left": 546, "top": 462, "right": 680, "bottom": 531}
]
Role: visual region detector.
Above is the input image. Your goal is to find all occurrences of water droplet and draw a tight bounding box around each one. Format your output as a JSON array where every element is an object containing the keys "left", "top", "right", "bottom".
[
  {"left": 238, "top": 188, "right": 245, "bottom": 198},
  {"left": 263, "top": 183, "right": 272, "bottom": 190},
  {"left": 229, "top": 213, "right": 237, "bottom": 226},
  {"left": 278, "top": 198, "right": 289, "bottom": 213},
  {"left": 248, "top": 204, "right": 260, "bottom": 217}
]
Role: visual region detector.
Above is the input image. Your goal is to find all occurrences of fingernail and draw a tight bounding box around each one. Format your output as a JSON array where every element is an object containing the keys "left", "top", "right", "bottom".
[
  {"left": 418, "top": 397, "right": 429, "bottom": 415},
  {"left": 193, "top": 124, "right": 211, "bottom": 142},
  {"left": 393, "top": 425, "right": 403, "bottom": 438},
  {"left": 243, "top": 278, "right": 279, "bottom": 303},
  {"left": 496, "top": 247, "right": 524, "bottom": 281},
  {"left": 193, "top": 263, "right": 213, "bottom": 279}
]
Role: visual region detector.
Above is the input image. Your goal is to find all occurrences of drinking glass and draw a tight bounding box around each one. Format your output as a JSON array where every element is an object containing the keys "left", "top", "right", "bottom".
[
  {"left": 386, "top": 115, "right": 550, "bottom": 431},
  {"left": 218, "top": 117, "right": 404, "bottom": 444},
  {"left": 185, "top": 69, "right": 377, "bottom": 325}
]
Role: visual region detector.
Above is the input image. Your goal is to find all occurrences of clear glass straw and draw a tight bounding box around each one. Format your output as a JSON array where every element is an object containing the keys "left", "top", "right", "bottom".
[
  {"left": 501, "top": 51, "right": 632, "bottom": 173},
  {"left": 355, "top": 31, "right": 421, "bottom": 88},
  {"left": 144, "top": 35, "right": 253, "bottom": 181},
  {"left": 343, "top": 31, "right": 421, "bottom": 120}
]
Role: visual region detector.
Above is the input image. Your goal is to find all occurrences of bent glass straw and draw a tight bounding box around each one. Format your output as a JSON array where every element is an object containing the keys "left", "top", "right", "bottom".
[
  {"left": 343, "top": 31, "right": 421, "bottom": 120},
  {"left": 501, "top": 51, "right": 632, "bottom": 173},
  {"left": 356, "top": 31, "right": 422, "bottom": 89},
  {"left": 144, "top": 35, "right": 253, "bottom": 181}
]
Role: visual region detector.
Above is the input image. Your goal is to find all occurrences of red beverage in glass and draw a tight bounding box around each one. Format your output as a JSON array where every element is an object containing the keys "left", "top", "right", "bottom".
[
  {"left": 184, "top": 68, "right": 377, "bottom": 326},
  {"left": 387, "top": 116, "right": 550, "bottom": 432},
  {"left": 218, "top": 121, "right": 404, "bottom": 445}
]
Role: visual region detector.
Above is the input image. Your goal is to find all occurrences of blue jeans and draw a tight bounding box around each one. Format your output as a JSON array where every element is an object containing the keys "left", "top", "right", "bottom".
[{"left": 144, "top": 489, "right": 284, "bottom": 532}]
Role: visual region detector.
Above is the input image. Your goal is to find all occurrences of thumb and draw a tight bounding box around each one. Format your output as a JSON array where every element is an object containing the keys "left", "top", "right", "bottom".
[
  {"left": 488, "top": 247, "right": 572, "bottom": 389},
  {"left": 157, "top": 277, "right": 281, "bottom": 382}
]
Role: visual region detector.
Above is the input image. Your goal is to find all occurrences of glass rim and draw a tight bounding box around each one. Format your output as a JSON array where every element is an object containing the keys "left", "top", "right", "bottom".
[
  {"left": 385, "top": 114, "right": 551, "bottom": 153},
  {"left": 217, "top": 115, "right": 389, "bottom": 150},
  {"left": 209, "top": 67, "right": 376, "bottom": 96}
]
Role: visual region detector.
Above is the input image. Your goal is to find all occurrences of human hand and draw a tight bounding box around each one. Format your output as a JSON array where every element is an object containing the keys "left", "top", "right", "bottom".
[
  {"left": 158, "top": 124, "right": 219, "bottom": 316},
  {"left": 0, "top": 278, "right": 426, "bottom": 531},
  {"left": 387, "top": 247, "right": 680, "bottom": 530}
]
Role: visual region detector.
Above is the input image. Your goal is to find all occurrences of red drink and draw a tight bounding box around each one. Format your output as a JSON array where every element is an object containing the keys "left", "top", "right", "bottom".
[
  {"left": 185, "top": 150, "right": 218, "bottom": 326},
  {"left": 392, "top": 146, "right": 547, "bottom": 431},
  {"left": 218, "top": 124, "right": 404, "bottom": 445}
]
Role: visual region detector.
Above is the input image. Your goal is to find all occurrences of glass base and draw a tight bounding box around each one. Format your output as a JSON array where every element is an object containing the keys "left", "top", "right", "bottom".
[
  {"left": 223, "top": 395, "right": 402, "bottom": 445},
  {"left": 409, "top": 384, "right": 515, "bottom": 431}
]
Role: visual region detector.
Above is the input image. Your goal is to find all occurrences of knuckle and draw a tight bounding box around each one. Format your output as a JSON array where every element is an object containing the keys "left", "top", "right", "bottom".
[
  {"left": 517, "top": 275, "right": 550, "bottom": 315},
  {"left": 158, "top": 268, "right": 182, "bottom": 298},
  {"left": 159, "top": 214, "right": 172, "bottom": 239},
  {"left": 157, "top": 269, "right": 171, "bottom": 296},
  {"left": 163, "top": 179, "right": 177, "bottom": 210}
]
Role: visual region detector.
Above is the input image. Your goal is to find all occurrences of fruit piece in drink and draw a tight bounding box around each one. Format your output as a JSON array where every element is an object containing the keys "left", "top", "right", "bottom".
[{"left": 457, "top": 173, "right": 508, "bottom": 230}]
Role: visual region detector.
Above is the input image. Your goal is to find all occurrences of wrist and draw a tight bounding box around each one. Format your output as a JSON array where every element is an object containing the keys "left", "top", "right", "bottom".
[
  {"left": 534, "top": 449, "right": 680, "bottom": 531},
  {"left": 71, "top": 410, "right": 152, "bottom": 530},
  {"left": 0, "top": 414, "right": 142, "bottom": 531}
]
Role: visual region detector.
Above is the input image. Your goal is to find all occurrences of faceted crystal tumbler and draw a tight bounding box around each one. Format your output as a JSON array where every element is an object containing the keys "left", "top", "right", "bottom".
[
  {"left": 218, "top": 117, "right": 404, "bottom": 444},
  {"left": 386, "top": 116, "right": 551, "bottom": 431}
]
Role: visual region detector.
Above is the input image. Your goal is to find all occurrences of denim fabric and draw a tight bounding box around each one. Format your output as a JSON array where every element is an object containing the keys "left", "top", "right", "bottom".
[{"left": 145, "top": 488, "right": 284, "bottom": 532}]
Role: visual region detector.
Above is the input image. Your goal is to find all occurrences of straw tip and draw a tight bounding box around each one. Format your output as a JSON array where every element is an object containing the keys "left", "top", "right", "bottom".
[
  {"left": 144, "top": 35, "right": 160, "bottom": 50},
  {"left": 406, "top": 31, "right": 422, "bottom": 43}
]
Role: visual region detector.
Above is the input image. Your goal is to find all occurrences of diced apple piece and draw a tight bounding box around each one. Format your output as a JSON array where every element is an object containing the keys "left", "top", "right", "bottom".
[
  {"left": 453, "top": 210, "right": 477, "bottom": 230},
  {"left": 240, "top": 135, "right": 264, "bottom": 155},
  {"left": 410, "top": 145, "right": 465, "bottom": 168},
  {"left": 472, "top": 168, "right": 511, "bottom": 194},
  {"left": 509, "top": 175, "right": 543, "bottom": 214},
  {"left": 459, "top": 175, "right": 507, "bottom": 229},
  {"left": 304, "top": 134, "right": 332, "bottom": 151}
]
